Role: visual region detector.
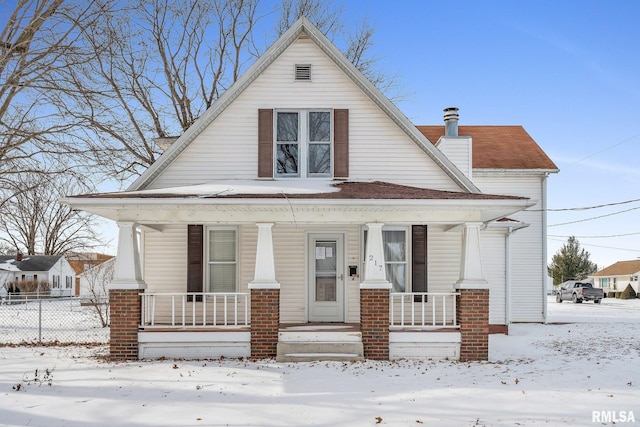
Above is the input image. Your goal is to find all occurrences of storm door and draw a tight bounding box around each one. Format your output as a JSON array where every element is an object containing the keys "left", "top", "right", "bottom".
[{"left": 308, "top": 234, "right": 344, "bottom": 322}]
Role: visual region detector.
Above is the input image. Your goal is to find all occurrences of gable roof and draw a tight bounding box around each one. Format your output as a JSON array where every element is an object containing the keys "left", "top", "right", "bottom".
[
  {"left": 416, "top": 125, "right": 558, "bottom": 170},
  {"left": 591, "top": 260, "right": 640, "bottom": 277},
  {"left": 129, "top": 17, "right": 479, "bottom": 194},
  {"left": 0, "top": 255, "right": 63, "bottom": 272}
]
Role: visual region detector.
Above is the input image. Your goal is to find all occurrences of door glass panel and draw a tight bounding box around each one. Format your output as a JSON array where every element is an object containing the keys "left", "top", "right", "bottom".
[{"left": 315, "top": 241, "right": 337, "bottom": 302}]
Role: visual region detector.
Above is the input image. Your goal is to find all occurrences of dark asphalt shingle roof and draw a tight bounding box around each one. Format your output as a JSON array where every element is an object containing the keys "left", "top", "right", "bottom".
[{"left": 0, "top": 255, "right": 63, "bottom": 272}]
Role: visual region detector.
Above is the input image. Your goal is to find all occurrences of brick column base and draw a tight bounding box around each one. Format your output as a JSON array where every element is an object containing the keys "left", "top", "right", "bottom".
[
  {"left": 109, "top": 289, "right": 141, "bottom": 360},
  {"left": 456, "top": 288, "right": 489, "bottom": 361},
  {"left": 250, "top": 288, "right": 280, "bottom": 358},
  {"left": 360, "top": 288, "right": 389, "bottom": 360}
]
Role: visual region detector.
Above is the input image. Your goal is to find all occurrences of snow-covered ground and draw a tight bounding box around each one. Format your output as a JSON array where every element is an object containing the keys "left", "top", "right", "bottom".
[{"left": 1, "top": 297, "right": 639, "bottom": 427}]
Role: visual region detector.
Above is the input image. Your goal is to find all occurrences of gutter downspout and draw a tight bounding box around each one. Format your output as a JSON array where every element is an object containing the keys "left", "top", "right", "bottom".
[
  {"left": 505, "top": 227, "right": 513, "bottom": 327},
  {"left": 542, "top": 173, "right": 550, "bottom": 324}
]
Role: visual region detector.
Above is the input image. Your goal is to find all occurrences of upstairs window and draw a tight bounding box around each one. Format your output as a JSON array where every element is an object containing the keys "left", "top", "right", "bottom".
[{"left": 276, "top": 110, "right": 331, "bottom": 177}]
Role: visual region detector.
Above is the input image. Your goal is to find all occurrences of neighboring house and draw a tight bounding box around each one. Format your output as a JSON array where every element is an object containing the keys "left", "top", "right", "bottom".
[
  {"left": 590, "top": 260, "right": 640, "bottom": 296},
  {"left": 66, "top": 253, "right": 114, "bottom": 296},
  {"left": 78, "top": 257, "right": 116, "bottom": 299},
  {"left": 0, "top": 254, "right": 76, "bottom": 297},
  {"left": 63, "top": 18, "right": 558, "bottom": 362}
]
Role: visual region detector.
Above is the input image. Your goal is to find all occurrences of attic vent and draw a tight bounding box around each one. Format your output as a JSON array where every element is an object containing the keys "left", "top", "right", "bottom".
[{"left": 295, "top": 64, "right": 311, "bottom": 81}]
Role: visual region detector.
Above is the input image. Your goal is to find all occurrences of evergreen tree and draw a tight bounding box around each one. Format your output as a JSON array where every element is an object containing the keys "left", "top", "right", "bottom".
[{"left": 548, "top": 236, "right": 598, "bottom": 285}]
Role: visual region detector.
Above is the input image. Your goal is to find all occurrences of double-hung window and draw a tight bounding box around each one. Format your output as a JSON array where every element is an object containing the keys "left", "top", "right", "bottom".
[
  {"left": 206, "top": 227, "right": 237, "bottom": 293},
  {"left": 362, "top": 227, "right": 408, "bottom": 293},
  {"left": 276, "top": 110, "right": 331, "bottom": 177}
]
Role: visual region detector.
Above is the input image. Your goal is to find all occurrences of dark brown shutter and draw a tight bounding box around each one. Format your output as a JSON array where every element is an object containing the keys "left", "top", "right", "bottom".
[
  {"left": 258, "top": 109, "right": 274, "bottom": 177},
  {"left": 412, "top": 225, "right": 428, "bottom": 298},
  {"left": 333, "top": 109, "right": 349, "bottom": 178},
  {"left": 187, "top": 224, "right": 203, "bottom": 301}
]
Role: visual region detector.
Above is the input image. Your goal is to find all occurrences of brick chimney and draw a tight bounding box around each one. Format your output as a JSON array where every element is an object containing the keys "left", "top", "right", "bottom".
[{"left": 16, "top": 252, "right": 23, "bottom": 261}]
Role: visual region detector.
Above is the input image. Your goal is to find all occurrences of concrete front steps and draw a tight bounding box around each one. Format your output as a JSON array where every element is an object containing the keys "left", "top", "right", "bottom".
[{"left": 276, "top": 324, "right": 365, "bottom": 362}]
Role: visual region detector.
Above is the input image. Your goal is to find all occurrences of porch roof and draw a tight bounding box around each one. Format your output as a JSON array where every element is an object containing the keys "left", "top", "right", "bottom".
[{"left": 63, "top": 180, "right": 534, "bottom": 225}]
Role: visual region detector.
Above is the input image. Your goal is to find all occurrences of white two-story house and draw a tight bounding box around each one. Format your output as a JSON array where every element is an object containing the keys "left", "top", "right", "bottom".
[{"left": 64, "top": 18, "right": 557, "bottom": 362}]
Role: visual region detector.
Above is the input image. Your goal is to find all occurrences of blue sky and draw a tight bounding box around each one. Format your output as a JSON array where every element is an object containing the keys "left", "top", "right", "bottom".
[
  {"left": 92, "top": 0, "right": 640, "bottom": 269},
  {"left": 326, "top": 0, "right": 640, "bottom": 269}
]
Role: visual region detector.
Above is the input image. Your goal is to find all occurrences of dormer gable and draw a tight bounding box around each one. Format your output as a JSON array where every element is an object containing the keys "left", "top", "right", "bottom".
[{"left": 129, "top": 17, "right": 479, "bottom": 194}]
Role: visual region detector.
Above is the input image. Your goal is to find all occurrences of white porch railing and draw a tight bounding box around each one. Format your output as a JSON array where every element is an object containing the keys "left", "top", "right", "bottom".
[
  {"left": 390, "top": 292, "right": 459, "bottom": 329},
  {"left": 140, "top": 293, "right": 250, "bottom": 329}
]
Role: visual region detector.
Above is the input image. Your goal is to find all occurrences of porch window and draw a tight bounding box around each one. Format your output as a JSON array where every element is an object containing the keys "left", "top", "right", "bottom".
[
  {"left": 206, "top": 227, "right": 237, "bottom": 293},
  {"left": 275, "top": 110, "right": 331, "bottom": 177},
  {"left": 363, "top": 227, "right": 408, "bottom": 293}
]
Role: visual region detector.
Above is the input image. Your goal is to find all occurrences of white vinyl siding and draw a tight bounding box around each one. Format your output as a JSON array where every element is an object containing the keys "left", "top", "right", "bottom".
[
  {"left": 149, "top": 37, "right": 459, "bottom": 191},
  {"left": 475, "top": 173, "right": 546, "bottom": 322},
  {"left": 481, "top": 229, "right": 507, "bottom": 325},
  {"left": 436, "top": 136, "right": 472, "bottom": 179},
  {"left": 427, "top": 226, "right": 461, "bottom": 294},
  {"left": 144, "top": 224, "right": 361, "bottom": 324}
]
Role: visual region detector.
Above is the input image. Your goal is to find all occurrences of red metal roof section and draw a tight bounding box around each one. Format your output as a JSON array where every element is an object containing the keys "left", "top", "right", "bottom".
[{"left": 416, "top": 125, "right": 558, "bottom": 170}]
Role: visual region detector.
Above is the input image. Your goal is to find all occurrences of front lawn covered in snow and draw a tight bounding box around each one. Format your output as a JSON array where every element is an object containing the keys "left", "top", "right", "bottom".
[{"left": 0, "top": 297, "right": 638, "bottom": 426}]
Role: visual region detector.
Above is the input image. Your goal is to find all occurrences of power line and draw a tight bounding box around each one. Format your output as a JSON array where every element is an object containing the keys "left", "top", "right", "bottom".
[
  {"left": 548, "top": 206, "right": 640, "bottom": 227},
  {"left": 548, "top": 237, "right": 640, "bottom": 253},
  {"left": 566, "top": 133, "right": 640, "bottom": 166},
  {"left": 527, "top": 197, "right": 640, "bottom": 212},
  {"left": 549, "top": 231, "right": 640, "bottom": 239}
]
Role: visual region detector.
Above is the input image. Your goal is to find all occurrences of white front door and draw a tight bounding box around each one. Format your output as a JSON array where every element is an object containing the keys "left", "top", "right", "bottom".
[{"left": 308, "top": 234, "right": 344, "bottom": 322}]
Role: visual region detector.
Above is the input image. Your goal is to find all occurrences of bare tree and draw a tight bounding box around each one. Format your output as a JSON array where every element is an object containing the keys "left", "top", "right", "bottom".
[
  {"left": 0, "top": 1, "right": 104, "bottom": 204},
  {"left": 81, "top": 258, "right": 114, "bottom": 327},
  {"left": 51, "top": 0, "right": 397, "bottom": 182},
  {"left": 54, "top": 0, "right": 259, "bottom": 181},
  {"left": 0, "top": 174, "right": 102, "bottom": 254}
]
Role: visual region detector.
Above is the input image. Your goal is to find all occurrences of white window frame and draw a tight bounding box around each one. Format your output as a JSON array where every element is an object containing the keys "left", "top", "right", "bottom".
[
  {"left": 65, "top": 276, "right": 73, "bottom": 289},
  {"left": 274, "top": 109, "right": 332, "bottom": 178},
  {"left": 52, "top": 275, "right": 60, "bottom": 289},
  {"left": 361, "top": 225, "right": 409, "bottom": 293},
  {"left": 205, "top": 226, "right": 238, "bottom": 293}
]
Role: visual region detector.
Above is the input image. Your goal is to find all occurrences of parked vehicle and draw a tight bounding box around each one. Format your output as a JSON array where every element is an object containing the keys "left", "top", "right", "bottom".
[{"left": 556, "top": 282, "right": 603, "bottom": 304}]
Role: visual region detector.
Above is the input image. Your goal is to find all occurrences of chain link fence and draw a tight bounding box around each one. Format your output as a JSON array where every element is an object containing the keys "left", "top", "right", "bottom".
[{"left": 0, "top": 293, "right": 109, "bottom": 345}]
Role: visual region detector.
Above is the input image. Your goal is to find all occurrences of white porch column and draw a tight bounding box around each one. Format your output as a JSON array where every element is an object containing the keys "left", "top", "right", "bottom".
[
  {"left": 360, "top": 223, "right": 391, "bottom": 289},
  {"left": 248, "top": 223, "right": 281, "bottom": 289},
  {"left": 455, "top": 222, "right": 488, "bottom": 289},
  {"left": 110, "top": 221, "right": 146, "bottom": 290}
]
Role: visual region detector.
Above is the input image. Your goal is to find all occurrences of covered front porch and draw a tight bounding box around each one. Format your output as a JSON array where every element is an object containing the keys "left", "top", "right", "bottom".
[{"left": 65, "top": 180, "right": 533, "bottom": 361}]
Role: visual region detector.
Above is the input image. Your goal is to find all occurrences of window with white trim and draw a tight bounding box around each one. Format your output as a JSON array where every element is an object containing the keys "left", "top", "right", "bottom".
[
  {"left": 52, "top": 275, "right": 60, "bottom": 289},
  {"left": 362, "top": 227, "right": 408, "bottom": 293},
  {"left": 65, "top": 276, "right": 72, "bottom": 289},
  {"left": 275, "top": 110, "right": 331, "bottom": 177},
  {"left": 206, "top": 227, "right": 237, "bottom": 293}
]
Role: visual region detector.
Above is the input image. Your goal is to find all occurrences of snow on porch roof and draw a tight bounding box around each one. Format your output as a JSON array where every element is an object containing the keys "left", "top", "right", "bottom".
[{"left": 73, "top": 180, "right": 527, "bottom": 201}]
